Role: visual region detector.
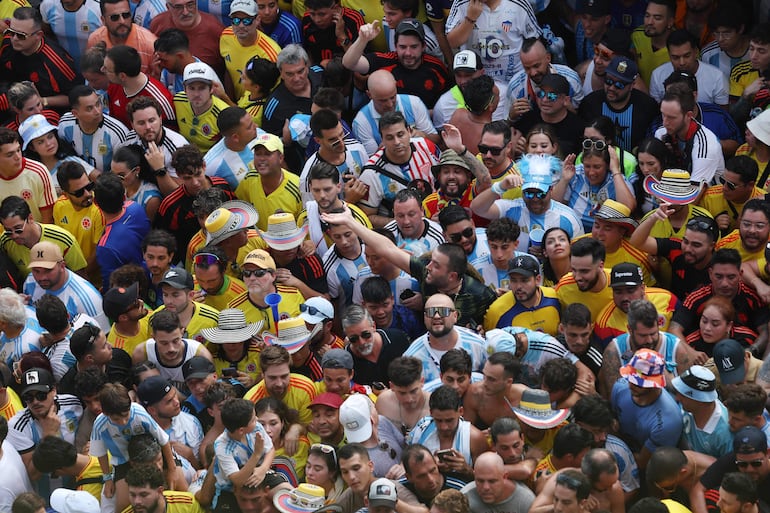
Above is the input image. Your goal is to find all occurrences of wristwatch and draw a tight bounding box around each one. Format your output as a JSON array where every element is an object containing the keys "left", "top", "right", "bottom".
[
  {"left": 154, "top": 167, "right": 168, "bottom": 177},
  {"left": 339, "top": 37, "right": 351, "bottom": 45}
]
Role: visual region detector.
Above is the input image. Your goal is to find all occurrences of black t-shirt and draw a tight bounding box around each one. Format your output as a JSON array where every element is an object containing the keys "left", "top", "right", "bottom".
[
  {"left": 656, "top": 238, "right": 711, "bottom": 301},
  {"left": 672, "top": 283, "right": 770, "bottom": 336},
  {"left": 701, "top": 452, "right": 770, "bottom": 512},
  {"left": 578, "top": 89, "right": 660, "bottom": 152},
  {"left": 302, "top": 8, "right": 363, "bottom": 64},
  {"left": 363, "top": 52, "right": 450, "bottom": 108},
  {"left": 285, "top": 255, "right": 328, "bottom": 295},
  {"left": 514, "top": 110, "right": 587, "bottom": 156},
  {"left": 347, "top": 328, "right": 410, "bottom": 385}
]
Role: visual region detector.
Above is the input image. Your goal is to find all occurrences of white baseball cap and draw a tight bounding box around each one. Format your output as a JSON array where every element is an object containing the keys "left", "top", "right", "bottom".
[
  {"left": 51, "top": 489, "right": 100, "bottom": 513},
  {"left": 183, "top": 62, "right": 217, "bottom": 85},
  {"left": 339, "top": 394, "right": 373, "bottom": 443}
]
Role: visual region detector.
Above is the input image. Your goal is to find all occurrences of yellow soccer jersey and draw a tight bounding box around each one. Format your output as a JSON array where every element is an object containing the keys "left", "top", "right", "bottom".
[
  {"left": 195, "top": 274, "right": 248, "bottom": 312},
  {"left": 492, "top": 159, "right": 522, "bottom": 200},
  {"left": 276, "top": 437, "right": 310, "bottom": 481},
  {"left": 107, "top": 315, "right": 152, "bottom": 354},
  {"left": 53, "top": 198, "right": 105, "bottom": 264},
  {"left": 186, "top": 229, "right": 268, "bottom": 277},
  {"left": 245, "top": 373, "right": 316, "bottom": 424},
  {"left": 730, "top": 60, "right": 758, "bottom": 99},
  {"left": 699, "top": 185, "right": 765, "bottom": 233},
  {"left": 642, "top": 205, "right": 713, "bottom": 239},
  {"left": 0, "top": 387, "right": 22, "bottom": 421},
  {"left": 235, "top": 170, "right": 303, "bottom": 231},
  {"left": 594, "top": 288, "right": 678, "bottom": 343},
  {"left": 716, "top": 229, "right": 766, "bottom": 263},
  {"left": 76, "top": 455, "right": 104, "bottom": 502},
  {"left": 152, "top": 301, "right": 220, "bottom": 342},
  {"left": 554, "top": 269, "right": 613, "bottom": 321},
  {"left": 220, "top": 29, "right": 281, "bottom": 100},
  {"left": 1, "top": 223, "right": 88, "bottom": 276},
  {"left": 483, "top": 286, "right": 560, "bottom": 335},
  {"left": 227, "top": 284, "right": 304, "bottom": 334},
  {"left": 306, "top": 430, "right": 347, "bottom": 448},
  {"left": 237, "top": 92, "right": 267, "bottom": 127},
  {"left": 631, "top": 27, "right": 670, "bottom": 87},
  {"left": 212, "top": 340, "right": 262, "bottom": 377},
  {"left": 173, "top": 93, "right": 229, "bottom": 152},
  {"left": 120, "top": 491, "right": 205, "bottom": 513},
  {"left": 604, "top": 239, "right": 656, "bottom": 286},
  {"left": 0, "top": 0, "right": 29, "bottom": 23},
  {"left": 0, "top": 158, "right": 57, "bottom": 222}
]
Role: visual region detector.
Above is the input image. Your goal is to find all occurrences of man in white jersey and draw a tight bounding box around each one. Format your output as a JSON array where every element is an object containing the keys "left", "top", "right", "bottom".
[
  {"left": 39, "top": 0, "right": 101, "bottom": 69},
  {"left": 384, "top": 188, "right": 445, "bottom": 257},
  {"left": 204, "top": 106, "right": 260, "bottom": 189}
]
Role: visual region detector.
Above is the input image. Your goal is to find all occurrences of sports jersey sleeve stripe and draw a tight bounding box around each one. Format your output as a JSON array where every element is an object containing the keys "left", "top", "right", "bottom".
[{"left": 40, "top": 44, "right": 77, "bottom": 80}]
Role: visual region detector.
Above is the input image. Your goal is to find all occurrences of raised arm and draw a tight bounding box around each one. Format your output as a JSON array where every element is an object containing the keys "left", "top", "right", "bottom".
[
  {"left": 551, "top": 154, "right": 576, "bottom": 204},
  {"left": 446, "top": 0, "right": 483, "bottom": 48},
  {"left": 470, "top": 173, "right": 523, "bottom": 219},
  {"left": 608, "top": 145, "right": 636, "bottom": 211},
  {"left": 341, "top": 20, "right": 380, "bottom": 73},
  {"left": 441, "top": 124, "right": 492, "bottom": 193},
  {"left": 629, "top": 205, "right": 676, "bottom": 255}
]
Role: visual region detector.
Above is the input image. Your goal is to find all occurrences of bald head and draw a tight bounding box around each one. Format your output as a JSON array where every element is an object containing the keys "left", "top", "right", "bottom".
[
  {"left": 368, "top": 70, "right": 398, "bottom": 114},
  {"left": 475, "top": 452, "right": 505, "bottom": 474},
  {"left": 425, "top": 293, "right": 455, "bottom": 309}
]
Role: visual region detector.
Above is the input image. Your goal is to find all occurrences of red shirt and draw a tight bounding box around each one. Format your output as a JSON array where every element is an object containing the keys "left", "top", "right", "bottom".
[{"left": 108, "top": 76, "right": 176, "bottom": 129}]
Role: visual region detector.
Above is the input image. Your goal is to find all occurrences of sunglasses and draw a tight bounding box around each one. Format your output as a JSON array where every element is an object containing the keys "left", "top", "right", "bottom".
[
  {"left": 735, "top": 459, "right": 765, "bottom": 469},
  {"left": 593, "top": 44, "right": 614, "bottom": 61},
  {"left": 687, "top": 217, "right": 717, "bottom": 236},
  {"left": 556, "top": 472, "right": 584, "bottom": 491},
  {"left": 242, "top": 268, "right": 270, "bottom": 279},
  {"left": 604, "top": 77, "right": 628, "bottom": 89},
  {"left": 448, "top": 227, "right": 474, "bottom": 243},
  {"left": 193, "top": 252, "right": 221, "bottom": 266},
  {"left": 3, "top": 218, "right": 26, "bottom": 236},
  {"left": 720, "top": 176, "right": 742, "bottom": 191},
  {"left": 655, "top": 482, "right": 678, "bottom": 494},
  {"left": 300, "top": 303, "right": 328, "bottom": 320},
  {"left": 231, "top": 16, "right": 255, "bottom": 25},
  {"left": 108, "top": 11, "right": 132, "bottom": 21},
  {"left": 536, "top": 90, "right": 560, "bottom": 102},
  {"left": 477, "top": 144, "right": 505, "bottom": 156},
  {"left": 523, "top": 190, "right": 548, "bottom": 200},
  {"left": 582, "top": 139, "right": 607, "bottom": 151},
  {"left": 4, "top": 28, "right": 37, "bottom": 40},
  {"left": 310, "top": 443, "right": 338, "bottom": 467},
  {"left": 424, "top": 306, "right": 455, "bottom": 318},
  {"left": 22, "top": 390, "right": 49, "bottom": 403},
  {"left": 346, "top": 330, "right": 373, "bottom": 344},
  {"left": 69, "top": 181, "right": 96, "bottom": 198}
]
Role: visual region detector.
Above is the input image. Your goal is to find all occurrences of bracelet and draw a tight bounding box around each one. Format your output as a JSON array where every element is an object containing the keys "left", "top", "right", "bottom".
[
  {"left": 458, "top": 146, "right": 468, "bottom": 157},
  {"left": 102, "top": 472, "right": 114, "bottom": 483},
  {"left": 42, "top": 97, "right": 48, "bottom": 107},
  {"left": 491, "top": 181, "right": 505, "bottom": 196},
  {"left": 465, "top": 16, "right": 477, "bottom": 24}
]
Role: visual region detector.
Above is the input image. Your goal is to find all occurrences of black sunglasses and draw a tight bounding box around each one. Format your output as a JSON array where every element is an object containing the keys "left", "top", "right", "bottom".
[
  {"left": 478, "top": 144, "right": 505, "bottom": 156},
  {"left": 347, "top": 331, "right": 373, "bottom": 344},
  {"left": 108, "top": 11, "right": 132, "bottom": 21},
  {"left": 300, "top": 303, "right": 328, "bottom": 319},
  {"left": 22, "top": 390, "right": 49, "bottom": 403},
  {"left": 449, "top": 227, "right": 474, "bottom": 243},
  {"left": 720, "top": 176, "right": 742, "bottom": 191},
  {"left": 69, "top": 181, "right": 95, "bottom": 198},
  {"left": 242, "top": 268, "right": 270, "bottom": 279}
]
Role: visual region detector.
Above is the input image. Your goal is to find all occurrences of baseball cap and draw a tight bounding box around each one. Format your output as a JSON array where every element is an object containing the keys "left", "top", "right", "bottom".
[
  {"left": 321, "top": 348, "right": 354, "bottom": 370},
  {"left": 733, "top": 426, "right": 767, "bottom": 455},
  {"left": 599, "top": 28, "right": 631, "bottom": 55},
  {"left": 577, "top": 0, "right": 610, "bottom": 16},
  {"left": 183, "top": 356, "right": 216, "bottom": 381},
  {"left": 619, "top": 348, "right": 666, "bottom": 389},
  {"left": 300, "top": 297, "right": 334, "bottom": 325},
  {"left": 605, "top": 56, "right": 638, "bottom": 84},
  {"left": 20, "top": 367, "right": 55, "bottom": 395},
  {"left": 713, "top": 339, "right": 747, "bottom": 385},
  {"left": 51, "top": 489, "right": 100, "bottom": 513},
  {"left": 242, "top": 249, "right": 277, "bottom": 270},
  {"left": 610, "top": 263, "right": 644, "bottom": 288},
  {"left": 539, "top": 73, "right": 570, "bottom": 96},
  {"left": 369, "top": 478, "right": 398, "bottom": 509},
  {"left": 671, "top": 366, "right": 717, "bottom": 403},
  {"left": 137, "top": 375, "right": 173, "bottom": 406},
  {"left": 508, "top": 255, "right": 540, "bottom": 277},
  {"left": 248, "top": 132, "right": 284, "bottom": 154},
  {"left": 28, "top": 241, "right": 63, "bottom": 269},
  {"left": 310, "top": 392, "right": 344, "bottom": 409},
  {"left": 103, "top": 283, "right": 140, "bottom": 319},
  {"left": 159, "top": 267, "right": 194, "bottom": 290},
  {"left": 183, "top": 62, "right": 217, "bottom": 85},
  {"left": 453, "top": 50, "right": 482, "bottom": 73},
  {"left": 522, "top": 168, "right": 552, "bottom": 193},
  {"left": 395, "top": 19, "right": 425, "bottom": 43},
  {"left": 339, "top": 394, "right": 373, "bottom": 443},
  {"left": 229, "top": 0, "right": 257, "bottom": 16}
]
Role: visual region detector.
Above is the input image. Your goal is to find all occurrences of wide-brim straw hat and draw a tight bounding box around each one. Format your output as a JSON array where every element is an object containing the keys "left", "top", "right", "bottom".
[
  {"left": 643, "top": 169, "right": 700, "bottom": 205},
  {"left": 199, "top": 308, "right": 263, "bottom": 343}
]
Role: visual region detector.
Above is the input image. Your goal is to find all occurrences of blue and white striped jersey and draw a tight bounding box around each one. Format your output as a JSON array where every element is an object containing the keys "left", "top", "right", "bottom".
[
  {"left": 213, "top": 422, "right": 273, "bottom": 492},
  {"left": 39, "top": 0, "right": 102, "bottom": 68},
  {"left": 58, "top": 112, "right": 130, "bottom": 173},
  {"left": 323, "top": 244, "right": 368, "bottom": 307},
  {"left": 0, "top": 317, "right": 43, "bottom": 368},
  {"left": 494, "top": 198, "right": 585, "bottom": 247},
  {"left": 383, "top": 218, "right": 445, "bottom": 257},
  {"left": 90, "top": 402, "right": 170, "bottom": 464},
  {"left": 404, "top": 326, "right": 487, "bottom": 383}
]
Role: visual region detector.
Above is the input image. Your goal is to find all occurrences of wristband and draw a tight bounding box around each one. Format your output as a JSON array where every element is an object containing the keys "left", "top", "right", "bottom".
[
  {"left": 102, "top": 472, "right": 114, "bottom": 483},
  {"left": 465, "top": 16, "right": 477, "bottom": 23},
  {"left": 491, "top": 181, "right": 505, "bottom": 196},
  {"left": 458, "top": 146, "right": 468, "bottom": 157}
]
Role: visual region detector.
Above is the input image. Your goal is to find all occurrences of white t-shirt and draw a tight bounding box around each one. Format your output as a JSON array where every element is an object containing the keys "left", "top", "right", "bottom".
[{"left": 649, "top": 60, "right": 729, "bottom": 105}]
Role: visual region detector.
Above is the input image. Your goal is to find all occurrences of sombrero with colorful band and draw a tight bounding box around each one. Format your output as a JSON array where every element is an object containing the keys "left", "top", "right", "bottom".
[
  {"left": 273, "top": 483, "right": 326, "bottom": 513},
  {"left": 511, "top": 388, "right": 570, "bottom": 429},
  {"left": 594, "top": 199, "right": 638, "bottom": 234},
  {"left": 643, "top": 169, "right": 701, "bottom": 205},
  {"left": 260, "top": 212, "right": 309, "bottom": 251},
  {"left": 263, "top": 317, "right": 312, "bottom": 354},
  {"left": 205, "top": 200, "right": 259, "bottom": 246}
]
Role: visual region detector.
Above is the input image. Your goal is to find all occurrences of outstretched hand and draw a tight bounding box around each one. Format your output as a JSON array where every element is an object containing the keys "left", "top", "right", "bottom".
[
  {"left": 441, "top": 123, "right": 464, "bottom": 153},
  {"left": 359, "top": 19, "right": 382, "bottom": 42}
]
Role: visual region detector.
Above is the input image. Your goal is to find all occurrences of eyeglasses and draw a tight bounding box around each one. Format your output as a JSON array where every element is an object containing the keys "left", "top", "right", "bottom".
[
  {"left": 686, "top": 217, "right": 717, "bottom": 238},
  {"left": 4, "top": 28, "right": 38, "bottom": 40},
  {"left": 523, "top": 190, "right": 548, "bottom": 200},
  {"left": 448, "top": 227, "right": 475, "bottom": 243},
  {"left": 3, "top": 218, "right": 26, "bottom": 236},
  {"left": 107, "top": 11, "right": 132, "bottom": 21},
  {"left": 241, "top": 268, "right": 270, "bottom": 278},
  {"left": 735, "top": 459, "right": 765, "bottom": 469},
  {"left": 740, "top": 220, "right": 768, "bottom": 231},
  {"left": 655, "top": 482, "right": 678, "bottom": 494},
  {"left": 582, "top": 139, "right": 607, "bottom": 151},
  {"left": 379, "top": 442, "right": 397, "bottom": 460},
  {"left": 556, "top": 473, "right": 584, "bottom": 491},
  {"left": 346, "top": 330, "right": 373, "bottom": 344},
  {"left": 593, "top": 44, "right": 614, "bottom": 61},
  {"left": 69, "top": 181, "right": 96, "bottom": 198},
  {"left": 300, "top": 303, "right": 328, "bottom": 320},
  {"left": 169, "top": 0, "right": 196, "bottom": 11},
  {"left": 604, "top": 77, "right": 628, "bottom": 89},
  {"left": 477, "top": 144, "right": 505, "bottom": 156},
  {"left": 22, "top": 390, "right": 49, "bottom": 403},
  {"left": 193, "top": 253, "right": 221, "bottom": 267},
  {"left": 424, "top": 306, "right": 455, "bottom": 318},
  {"left": 231, "top": 16, "right": 255, "bottom": 26},
  {"left": 720, "top": 176, "right": 743, "bottom": 191},
  {"left": 536, "top": 90, "right": 560, "bottom": 102},
  {"left": 310, "top": 443, "right": 338, "bottom": 467}
]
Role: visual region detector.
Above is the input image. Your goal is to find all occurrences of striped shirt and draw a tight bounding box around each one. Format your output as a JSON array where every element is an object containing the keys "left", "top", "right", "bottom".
[
  {"left": 120, "top": 491, "right": 205, "bottom": 513},
  {"left": 108, "top": 76, "right": 176, "bottom": 129},
  {"left": 168, "top": 411, "right": 204, "bottom": 460},
  {"left": 133, "top": 0, "right": 166, "bottom": 28},
  {"left": 562, "top": 165, "right": 634, "bottom": 232},
  {"left": 0, "top": 317, "right": 43, "bottom": 368},
  {"left": 701, "top": 40, "right": 749, "bottom": 82},
  {"left": 23, "top": 269, "right": 110, "bottom": 332},
  {"left": 120, "top": 128, "right": 190, "bottom": 178},
  {"left": 494, "top": 198, "right": 584, "bottom": 246},
  {"left": 483, "top": 286, "right": 561, "bottom": 335},
  {"left": 404, "top": 326, "right": 487, "bottom": 383},
  {"left": 407, "top": 416, "right": 473, "bottom": 464},
  {"left": 653, "top": 123, "right": 725, "bottom": 186},
  {"left": 352, "top": 268, "right": 419, "bottom": 306},
  {"left": 383, "top": 219, "right": 445, "bottom": 257},
  {"left": 197, "top": 0, "right": 233, "bottom": 25},
  {"left": 204, "top": 137, "right": 259, "bottom": 190},
  {"left": 262, "top": 11, "right": 303, "bottom": 47},
  {"left": 58, "top": 112, "right": 130, "bottom": 173},
  {"left": 39, "top": 0, "right": 101, "bottom": 68},
  {"left": 213, "top": 421, "right": 273, "bottom": 492},
  {"left": 594, "top": 288, "right": 679, "bottom": 345},
  {"left": 8, "top": 395, "right": 82, "bottom": 452},
  {"left": 323, "top": 244, "right": 368, "bottom": 307},
  {"left": 0, "top": 158, "right": 57, "bottom": 222},
  {"left": 298, "top": 143, "right": 368, "bottom": 204},
  {"left": 2, "top": 223, "right": 88, "bottom": 277},
  {"left": 90, "top": 403, "right": 169, "bottom": 464},
  {"left": 499, "top": 328, "right": 578, "bottom": 387},
  {"left": 506, "top": 63, "right": 584, "bottom": 110},
  {"left": 352, "top": 95, "right": 438, "bottom": 156},
  {"left": 0, "top": 35, "right": 83, "bottom": 98}
]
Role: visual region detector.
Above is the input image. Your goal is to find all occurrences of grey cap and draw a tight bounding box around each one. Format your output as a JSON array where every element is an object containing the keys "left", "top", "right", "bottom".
[{"left": 321, "top": 349, "right": 354, "bottom": 370}]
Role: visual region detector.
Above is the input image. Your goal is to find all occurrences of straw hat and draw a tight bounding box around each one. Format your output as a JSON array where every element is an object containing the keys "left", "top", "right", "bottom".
[
  {"left": 263, "top": 317, "right": 311, "bottom": 354},
  {"left": 260, "top": 213, "right": 309, "bottom": 251},
  {"left": 594, "top": 199, "right": 638, "bottom": 234},
  {"left": 273, "top": 483, "right": 326, "bottom": 513},
  {"left": 643, "top": 169, "right": 701, "bottom": 205},
  {"left": 511, "top": 388, "right": 570, "bottom": 429},
  {"left": 199, "top": 308, "right": 263, "bottom": 344},
  {"left": 205, "top": 201, "right": 259, "bottom": 246}
]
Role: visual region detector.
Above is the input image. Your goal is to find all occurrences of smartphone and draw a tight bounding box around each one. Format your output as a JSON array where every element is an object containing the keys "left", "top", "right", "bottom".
[
  {"left": 223, "top": 367, "right": 238, "bottom": 377},
  {"left": 400, "top": 289, "right": 416, "bottom": 301},
  {"left": 436, "top": 449, "right": 454, "bottom": 461}
]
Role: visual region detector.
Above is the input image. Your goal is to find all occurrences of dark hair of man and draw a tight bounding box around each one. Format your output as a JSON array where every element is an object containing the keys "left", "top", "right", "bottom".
[
  {"left": 742, "top": 198, "right": 770, "bottom": 223},
  {"left": 313, "top": 88, "right": 346, "bottom": 113},
  {"left": 725, "top": 156, "right": 759, "bottom": 185},
  {"left": 13, "top": 7, "right": 41, "bottom": 26},
  {"left": 310, "top": 109, "right": 340, "bottom": 138},
  {"left": 561, "top": 303, "right": 592, "bottom": 327},
  {"left": 646, "top": 447, "right": 687, "bottom": 490},
  {"left": 171, "top": 144, "right": 205, "bottom": 177},
  {"left": 402, "top": 444, "right": 433, "bottom": 475},
  {"left": 379, "top": 110, "right": 408, "bottom": 133},
  {"left": 0, "top": 127, "right": 21, "bottom": 148},
  {"left": 35, "top": 295, "right": 69, "bottom": 334},
  {"left": 438, "top": 204, "right": 470, "bottom": 231},
  {"left": 151, "top": 309, "right": 183, "bottom": 334},
  {"left": 154, "top": 28, "right": 189, "bottom": 54},
  {"left": 662, "top": 82, "right": 696, "bottom": 113},
  {"left": 93, "top": 173, "right": 126, "bottom": 215},
  {"left": 194, "top": 244, "right": 227, "bottom": 274},
  {"left": 126, "top": 463, "right": 165, "bottom": 489},
  {"left": 99, "top": 382, "right": 132, "bottom": 415},
  {"left": 481, "top": 120, "right": 512, "bottom": 146},
  {"left": 192, "top": 188, "right": 228, "bottom": 217},
  {"left": 487, "top": 351, "right": 520, "bottom": 380},
  {"left": 541, "top": 358, "right": 577, "bottom": 393},
  {"left": 663, "top": 71, "right": 697, "bottom": 92},
  {"left": 666, "top": 28, "right": 699, "bottom": 50},
  {"left": 627, "top": 300, "right": 659, "bottom": 330},
  {"left": 629, "top": 498, "right": 668, "bottom": 513},
  {"left": 128, "top": 433, "right": 162, "bottom": 464},
  {"left": 388, "top": 356, "right": 423, "bottom": 386},
  {"left": 486, "top": 218, "right": 520, "bottom": 243},
  {"left": 647, "top": 0, "right": 676, "bottom": 18},
  {"left": 749, "top": 22, "right": 770, "bottom": 46},
  {"left": 107, "top": 45, "right": 142, "bottom": 77},
  {"left": 557, "top": 469, "right": 592, "bottom": 501},
  {"left": 74, "top": 367, "right": 109, "bottom": 399},
  {"left": 81, "top": 44, "right": 107, "bottom": 75},
  {"left": 685, "top": 216, "right": 718, "bottom": 243},
  {"left": 100, "top": 0, "right": 129, "bottom": 14},
  {"left": 130, "top": 360, "right": 157, "bottom": 386},
  {"left": 322, "top": 56, "right": 353, "bottom": 90},
  {"left": 260, "top": 345, "right": 290, "bottom": 370},
  {"left": 338, "top": 443, "right": 371, "bottom": 462},
  {"left": 436, "top": 243, "right": 467, "bottom": 277},
  {"left": 710, "top": 248, "right": 742, "bottom": 269},
  {"left": 380, "top": 0, "right": 416, "bottom": 15},
  {"left": 440, "top": 348, "right": 472, "bottom": 376},
  {"left": 142, "top": 229, "right": 177, "bottom": 256},
  {"left": 429, "top": 384, "right": 461, "bottom": 411},
  {"left": 571, "top": 394, "right": 615, "bottom": 429},
  {"left": 552, "top": 423, "right": 593, "bottom": 459},
  {"left": 308, "top": 161, "right": 340, "bottom": 185},
  {"left": 722, "top": 472, "right": 758, "bottom": 504},
  {"left": 217, "top": 107, "right": 248, "bottom": 135},
  {"left": 68, "top": 85, "right": 98, "bottom": 108},
  {"left": 464, "top": 75, "right": 495, "bottom": 115},
  {"left": 204, "top": 380, "right": 236, "bottom": 408},
  {"left": 32, "top": 436, "right": 76, "bottom": 473},
  {"left": 360, "top": 276, "right": 393, "bottom": 304},
  {"left": 394, "top": 187, "right": 423, "bottom": 207},
  {"left": 220, "top": 398, "right": 255, "bottom": 433},
  {"left": 56, "top": 161, "right": 89, "bottom": 197},
  {"left": 571, "top": 237, "right": 605, "bottom": 263},
  {"left": 305, "top": 0, "right": 336, "bottom": 10},
  {"left": 521, "top": 37, "right": 548, "bottom": 54},
  {"left": 724, "top": 383, "right": 768, "bottom": 417},
  {"left": 110, "top": 263, "right": 150, "bottom": 296},
  {"left": 489, "top": 416, "right": 522, "bottom": 444}
]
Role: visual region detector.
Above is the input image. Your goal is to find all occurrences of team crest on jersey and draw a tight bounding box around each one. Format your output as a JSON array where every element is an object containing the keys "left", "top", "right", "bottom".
[
  {"left": 29, "top": 72, "right": 38, "bottom": 82},
  {"left": 80, "top": 22, "right": 90, "bottom": 32},
  {"left": 502, "top": 20, "right": 512, "bottom": 32},
  {"left": 195, "top": 334, "right": 205, "bottom": 343},
  {"left": 82, "top": 217, "right": 92, "bottom": 230},
  {"left": 658, "top": 314, "right": 665, "bottom": 326},
  {"left": 280, "top": 311, "right": 289, "bottom": 320},
  {"left": 247, "top": 363, "right": 256, "bottom": 372},
  {"left": 201, "top": 124, "right": 212, "bottom": 136},
  {"left": 98, "top": 142, "right": 108, "bottom": 155},
  {"left": 388, "top": 182, "right": 399, "bottom": 193},
  {"left": 20, "top": 189, "right": 32, "bottom": 200}
]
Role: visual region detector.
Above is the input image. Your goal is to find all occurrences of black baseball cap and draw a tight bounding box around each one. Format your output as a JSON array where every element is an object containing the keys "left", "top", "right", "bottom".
[
  {"left": 610, "top": 263, "right": 644, "bottom": 288},
  {"left": 183, "top": 356, "right": 216, "bottom": 381},
  {"left": 733, "top": 426, "right": 767, "bottom": 455}
]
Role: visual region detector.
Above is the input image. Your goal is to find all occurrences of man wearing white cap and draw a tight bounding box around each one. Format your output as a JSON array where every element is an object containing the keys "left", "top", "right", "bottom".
[
  {"left": 340, "top": 394, "right": 404, "bottom": 478},
  {"left": 300, "top": 297, "right": 342, "bottom": 358},
  {"left": 173, "top": 62, "right": 229, "bottom": 152}
]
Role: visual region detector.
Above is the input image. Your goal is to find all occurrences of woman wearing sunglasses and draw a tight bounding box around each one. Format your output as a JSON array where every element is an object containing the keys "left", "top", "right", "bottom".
[
  {"left": 256, "top": 397, "right": 310, "bottom": 484},
  {"left": 576, "top": 116, "right": 637, "bottom": 178},
  {"left": 110, "top": 144, "right": 162, "bottom": 222},
  {"left": 305, "top": 443, "right": 344, "bottom": 504}
]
